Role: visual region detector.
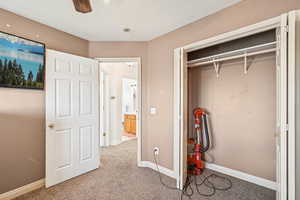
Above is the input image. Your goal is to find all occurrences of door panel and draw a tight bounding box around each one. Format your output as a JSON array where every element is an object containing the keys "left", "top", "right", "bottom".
[
  {"left": 46, "top": 49, "right": 99, "bottom": 187},
  {"left": 80, "top": 63, "right": 93, "bottom": 75},
  {"left": 55, "top": 129, "right": 72, "bottom": 169},
  {"left": 181, "top": 50, "right": 188, "bottom": 190},
  {"left": 77, "top": 123, "right": 97, "bottom": 174},
  {"left": 52, "top": 128, "right": 74, "bottom": 182},
  {"left": 55, "top": 79, "right": 72, "bottom": 118},
  {"left": 275, "top": 14, "right": 288, "bottom": 200},
  {"left": 79, "top": 125, "right": 93, "bottom": 162},
  {"left": 177, "top": 48, "right": 188, "bottom": 190},
  {"left": 294, "top": 11, "right": 300, "bottom": 200},
  {"left": 287, "top": 10, "right": 300, "bottom": 200},
  {"left": 79, "top": 80, "right": 93, "bottom": 115},
  {"left": 55, "top": 59, "right": 72, "bottom": 73}
]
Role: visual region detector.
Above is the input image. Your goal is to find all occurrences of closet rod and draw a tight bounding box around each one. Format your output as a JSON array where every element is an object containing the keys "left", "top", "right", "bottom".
[
  {"left": 188, "top": 41, "right": 276, "bottom": 65},
  {"left": 188, "top": 48, "right": 276, "bottom": 68}
]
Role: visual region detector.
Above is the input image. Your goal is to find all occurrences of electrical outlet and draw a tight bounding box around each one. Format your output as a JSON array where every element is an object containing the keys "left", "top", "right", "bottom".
[{"left": 153, "top": 147, "right": 159, "bottom": 155}]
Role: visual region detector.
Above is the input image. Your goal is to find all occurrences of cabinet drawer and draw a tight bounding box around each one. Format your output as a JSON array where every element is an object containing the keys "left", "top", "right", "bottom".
[{"left": 125, "top": 114, "right": 136, "bottom": 120}]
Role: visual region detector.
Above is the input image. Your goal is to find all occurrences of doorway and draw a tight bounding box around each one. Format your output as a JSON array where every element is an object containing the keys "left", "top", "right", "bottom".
[{"left": 98, "top": 58, "right": 142, "bottom": 166}]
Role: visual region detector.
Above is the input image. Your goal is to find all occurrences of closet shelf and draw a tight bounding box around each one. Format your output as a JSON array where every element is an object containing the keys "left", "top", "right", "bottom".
[{"left": 188, "top": 41, "right": 277, "bottom": 68}]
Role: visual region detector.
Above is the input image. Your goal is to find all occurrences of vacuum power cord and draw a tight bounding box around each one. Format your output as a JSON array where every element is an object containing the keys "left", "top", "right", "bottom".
[
  {"left": 153, "top": 152, "right": 193, "bottom": 200},
  {"left": 153, "top": 152, "right": 233, "bottom": 200}
]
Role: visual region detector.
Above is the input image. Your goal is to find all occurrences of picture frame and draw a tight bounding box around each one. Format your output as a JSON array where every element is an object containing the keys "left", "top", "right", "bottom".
[{"left": 0, "top": 31, "right": 46, "bottom": 90}]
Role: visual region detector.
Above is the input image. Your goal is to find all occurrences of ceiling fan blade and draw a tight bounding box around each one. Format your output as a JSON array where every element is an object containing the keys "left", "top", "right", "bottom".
[{"left": 72, "top": 0, "right": 92, "bottom": 13}]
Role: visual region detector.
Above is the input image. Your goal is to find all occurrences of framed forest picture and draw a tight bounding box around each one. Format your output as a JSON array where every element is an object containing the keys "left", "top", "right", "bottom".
[{"left": 0, "top": 31, "right": 45, "bottom": 90}]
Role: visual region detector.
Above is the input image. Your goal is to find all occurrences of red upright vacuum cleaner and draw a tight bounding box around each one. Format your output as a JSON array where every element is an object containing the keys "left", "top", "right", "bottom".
[
  {"left": 154, "top": 107, "right": 232, "bottom": 199},
  {"left": 187, "top": 107, "right": 210, "bottom": 175}
]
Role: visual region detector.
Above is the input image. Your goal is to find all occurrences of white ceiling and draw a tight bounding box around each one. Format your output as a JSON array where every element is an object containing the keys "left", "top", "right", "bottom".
[{"left": 0, "top": 0, "right": 241, "bottom": 41}]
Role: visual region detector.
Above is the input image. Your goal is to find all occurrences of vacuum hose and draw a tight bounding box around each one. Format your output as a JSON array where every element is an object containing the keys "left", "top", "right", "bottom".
[{"left": 199, "top": 114, "right": 210, "bottom": 153}]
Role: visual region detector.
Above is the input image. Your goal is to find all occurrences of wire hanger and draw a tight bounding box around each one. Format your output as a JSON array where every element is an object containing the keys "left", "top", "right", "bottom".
[{"left": 213, "top": 59, "right": 220, "bottom": 78}]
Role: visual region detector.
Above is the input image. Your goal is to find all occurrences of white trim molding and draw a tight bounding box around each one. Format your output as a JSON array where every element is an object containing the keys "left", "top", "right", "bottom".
[
  {"left": 0, "top": 179, "right": 45, "bottom": 200},
  {"left": 139, "top": 161, "right": 177, "bottom": 180},
  {"left": 206, "top": 163, "right": 278, "bottom": 191}
]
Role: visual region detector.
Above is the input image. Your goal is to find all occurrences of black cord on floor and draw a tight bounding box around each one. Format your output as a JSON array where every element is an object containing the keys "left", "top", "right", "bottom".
[
  {"left": 153, "top": 152, "right": 232, "bottom": 200},
  {"left": 153, "top": 152, "right": 192, "bottom": 200}
]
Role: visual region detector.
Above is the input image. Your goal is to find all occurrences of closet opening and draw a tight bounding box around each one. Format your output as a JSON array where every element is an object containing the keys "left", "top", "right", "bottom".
[{"left": 175, "top": 24, "right": 284, "bottom": 200}]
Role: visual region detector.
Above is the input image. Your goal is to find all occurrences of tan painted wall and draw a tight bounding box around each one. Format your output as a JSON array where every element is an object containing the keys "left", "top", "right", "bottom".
[
  {"left": 0, "top": 9, "right": 88, "bottom": 193},
  {"left": 145, "top": 0, "right": 300, "bottom": 170},
  {"left": 89, "top": 42, "right": 148, "bottom": 160},
  {"left": 188, "top": 54, "right": 276, "bottom": 180}
]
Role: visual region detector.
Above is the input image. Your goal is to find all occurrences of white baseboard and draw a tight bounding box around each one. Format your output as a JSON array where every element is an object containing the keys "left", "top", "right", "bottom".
[
  {"left": 0, "top": 179, "right": 45, "bottom": 200},
  {"left": 205, "top": 163, "right": 278, "bottom": 191},
  {"left": 139, "top": 161, "right": 177, "bottom": 179}
]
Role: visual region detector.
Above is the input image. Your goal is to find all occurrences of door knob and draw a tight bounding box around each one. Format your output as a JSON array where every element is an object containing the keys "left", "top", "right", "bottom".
[{"left": 48, "top": 124, "right": 55, "bottom": 129}]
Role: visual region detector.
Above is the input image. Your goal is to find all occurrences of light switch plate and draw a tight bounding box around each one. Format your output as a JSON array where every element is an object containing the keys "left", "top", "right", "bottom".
[{"left": 150, "top": 107, "right": 157, "bottom": 115}]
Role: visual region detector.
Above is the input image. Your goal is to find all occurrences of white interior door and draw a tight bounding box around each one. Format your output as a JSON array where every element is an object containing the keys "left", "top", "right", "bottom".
[
  {"left": 276, "top": 13, "right": 289, "bottom": 200},
  {"left": 46, "top": 49, "right": 100, "bottom": 187},
  {"left": 287, "top": 10, "right": 300, "bottom": 200},
  {"left": 100, "top": 71, "right": 105, "bottom": 147},
  {"left": 176, "top": 48, "right": 188, "bottom": 190}
]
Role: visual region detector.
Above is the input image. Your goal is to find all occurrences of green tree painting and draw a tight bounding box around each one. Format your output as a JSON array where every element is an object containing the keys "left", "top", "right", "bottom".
[{"left": 0, "top": 58, "right": 45, "bottom": 89}]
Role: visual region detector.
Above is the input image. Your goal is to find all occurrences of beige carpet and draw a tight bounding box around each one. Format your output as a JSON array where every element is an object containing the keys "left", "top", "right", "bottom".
[{"left": 16, "top": 139, "right": 275, "bottom": 200}]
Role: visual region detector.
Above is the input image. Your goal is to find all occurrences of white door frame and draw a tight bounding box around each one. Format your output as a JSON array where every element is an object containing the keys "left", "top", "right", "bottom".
[
  {"left": 97, "top": 57, "right": 142, "bottom": 167},
  {"left": 173, "top": 14, "right": 292, "bottom": 200},
  {"left": 99, "top": 71, "right": 105, "bottom": 147}
]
